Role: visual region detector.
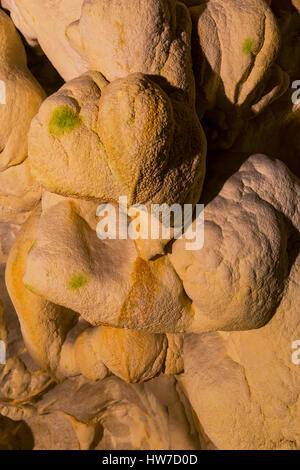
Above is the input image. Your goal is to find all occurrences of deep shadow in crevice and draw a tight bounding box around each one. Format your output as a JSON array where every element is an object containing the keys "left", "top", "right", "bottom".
[{"left": 0, "top": 415, "right": 34, "bottom": 450}]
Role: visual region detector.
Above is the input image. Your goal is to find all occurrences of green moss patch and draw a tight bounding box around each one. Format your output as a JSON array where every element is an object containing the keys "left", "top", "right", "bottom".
[
  {"left": 24, "top": 283, "right": 42, "bottom": 296},
  {"left": 242, "top": 38, "right": 255, "bottom": 55},
  {"left": 49, "top": 106, "right": 82, "bottom": 138},
  {"left": 68, "top": 274, "right": 88, "bottom": 290}
]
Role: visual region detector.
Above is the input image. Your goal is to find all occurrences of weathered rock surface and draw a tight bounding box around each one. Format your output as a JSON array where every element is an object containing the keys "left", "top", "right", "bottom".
[
  {"left": 181, "top": 244, "right": 300, "bottom": 448},
  {"left": 28, "top": 71, "right": 206, "bottom": 206},
  {"left": 0, "top": 375, "right": 200, "bottom": 450},
  {"left": 2, "top": 0, "right": 87, "bottom": 80},
  {"left": 171, "top": 154, "right": 300, "bottom": 448},
  {"left": 0, "top": 0, "right": 299, "bottom": 451},
  {"left": 170, "top": 154, "right": 300, "bottom": 332},
  {"left": 0, "top": 160, "right": 41, "bottom": 224},
  {"left": 0, "top": 10, "right": 45, "bottom": 171},
  {"left": 190, "top": 0, "right": 289, "bottom": 148}
]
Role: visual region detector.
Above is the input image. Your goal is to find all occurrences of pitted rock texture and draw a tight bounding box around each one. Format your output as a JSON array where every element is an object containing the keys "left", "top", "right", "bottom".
[
  {"left": 0, "top": 0, "right": 299, "bottom": 451},
  {"left": 2, "top": 0, "right": 87, "bottom": 80},
  {"left": 170, "top": 154, "right": 300, "bottom": 332},
  {"left": 190, "top": 0, "right": 289, "bottom": 148},
  {"left": 0, "top": 10, "right": 45, "bottom": 171},
  {"left": 28, "top": 71, "right": 206, "bottom": 206}
]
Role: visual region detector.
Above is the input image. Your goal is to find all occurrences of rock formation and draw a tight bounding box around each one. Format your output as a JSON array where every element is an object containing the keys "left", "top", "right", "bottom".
[{"left": 0, "top": 0, "right": 299, "bottom": 450}]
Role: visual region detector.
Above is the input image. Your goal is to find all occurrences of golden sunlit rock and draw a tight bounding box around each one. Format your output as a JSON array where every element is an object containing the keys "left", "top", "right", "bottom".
[{"left": 0, "top": 0, "right": 299, "bottom": 451}]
